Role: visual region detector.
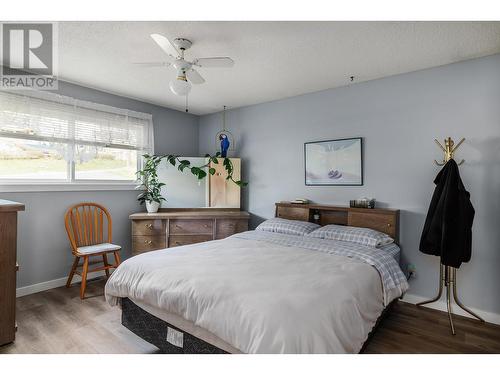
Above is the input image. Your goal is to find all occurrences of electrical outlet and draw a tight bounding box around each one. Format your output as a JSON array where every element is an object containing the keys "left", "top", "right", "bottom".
[{"left": 407, "top": 263, "right": 417, "bottom": 278}]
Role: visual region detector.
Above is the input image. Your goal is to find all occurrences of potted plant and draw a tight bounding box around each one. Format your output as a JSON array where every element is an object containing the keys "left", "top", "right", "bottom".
[
  {"left": 136, "top": 153, "right": 247, "bottom": 212},
  {"left": 136, "top": 154, "right": 166, "bottom": 213}
]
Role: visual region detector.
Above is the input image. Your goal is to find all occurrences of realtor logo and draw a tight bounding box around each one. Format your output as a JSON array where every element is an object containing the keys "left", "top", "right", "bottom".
[{"left": 1, "top": 22, "right": 58, "bottom": 90}]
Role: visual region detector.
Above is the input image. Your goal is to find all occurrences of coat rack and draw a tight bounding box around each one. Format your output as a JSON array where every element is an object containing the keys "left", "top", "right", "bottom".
[
  {"left": 433, "top": 137, "right": 465, "bottom": 166},
  {"left": 418, "top": 137, "right": 484, "bottom": 335}
]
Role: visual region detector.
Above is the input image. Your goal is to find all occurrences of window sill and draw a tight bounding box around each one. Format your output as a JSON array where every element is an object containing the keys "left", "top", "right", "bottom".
[{"left": 0, "top": 182, "right": 139, "bottom": 193}]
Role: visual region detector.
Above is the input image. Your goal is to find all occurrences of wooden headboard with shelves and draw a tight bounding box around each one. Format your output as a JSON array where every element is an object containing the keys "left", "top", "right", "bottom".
[{"left": 275, "top": 202, "right": 400, "bottom": 243}]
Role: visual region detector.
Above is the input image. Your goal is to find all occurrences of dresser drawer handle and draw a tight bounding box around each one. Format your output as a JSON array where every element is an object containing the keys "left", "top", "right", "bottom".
[
  {"left": 144, "top": 240, "right": 152, "bottom": 245},
  {"left": 175, "top": 224, "right": 181, "bottom": 228},
  {"left": 175, "top": 241, "right": 181, "bottom": 245},
  {"left": 387, "top": 223, "right": 392, "bottom": 228},
  {"left": 145, "top": 223, "right": 153, "bottom": 229}
]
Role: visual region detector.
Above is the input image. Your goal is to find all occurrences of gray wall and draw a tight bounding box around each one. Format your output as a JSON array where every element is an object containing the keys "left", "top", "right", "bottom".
[
  {"left": 199, "top": 54, "right": 500, "bottom": 315},
  {"left": 3, "top": 80, "right": 198, "bottom": 288},
  {"left": 6, "top": 191, "right": 141, "bottom": 288}
]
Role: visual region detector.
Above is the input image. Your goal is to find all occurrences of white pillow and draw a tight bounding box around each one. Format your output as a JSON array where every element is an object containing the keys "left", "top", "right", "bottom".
[
  {"left": 306, "top": 224, "right": 394, "bottom": 248},
  {"left": 255, "top": 217, "right": 320, "bottom": 236}
]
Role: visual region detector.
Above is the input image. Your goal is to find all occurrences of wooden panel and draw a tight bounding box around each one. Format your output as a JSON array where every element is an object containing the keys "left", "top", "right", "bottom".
[
  {"left": 0, "top": 200, "right": 25, "bottom": 212},
  {"left": 0, "top": 211, "right": 17, "bottom": 346},
  {"left": 276, "top": 205, "right": 310, "bottom": 221},
  {"left": 132, "top": 235, "right": 166, "bottom": 254},
  {"left": 209, "top": 158, "right": 241, "bottom": 208},
  {"left": 169, "top": 235, "right": 213, "bottom": 248},
  {"left": 215, "top": 219, "right": 249, "bottom": 239},
  {"left": 318, "top": 210, "right": 348, "bottom": 226},
  {"left": 130, "top": 210, "right": 249, "bottom": 220},
  {"left": 348, "top": 211, "right": 398, "bottom": 240},
  {"left": 275, "top": 202, "right": 399, "bottom": 243},
  {"left": 158, "top": 207, "right": 241, "bottom": 212},
  {"left": 169, "top": 219, "right": 213, "bottom": 235},
  {"left": 132, "top": 219, "right": 166, "bottom": 236}
]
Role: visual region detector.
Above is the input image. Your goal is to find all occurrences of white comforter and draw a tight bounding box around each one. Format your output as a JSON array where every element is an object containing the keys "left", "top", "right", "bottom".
[{"left": 105, "top": 231, "right": 408, "bottom": 353}]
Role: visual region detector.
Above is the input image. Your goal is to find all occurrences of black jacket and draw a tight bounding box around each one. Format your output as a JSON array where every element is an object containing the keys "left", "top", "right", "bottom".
[{"left": 419, "top": 159, "right": 475, "bottom": 268}]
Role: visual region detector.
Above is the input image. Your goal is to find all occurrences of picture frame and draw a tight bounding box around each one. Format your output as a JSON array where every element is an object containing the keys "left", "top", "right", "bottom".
[{"left": 304, "top": 137, "right": 363, "bottom": 186}]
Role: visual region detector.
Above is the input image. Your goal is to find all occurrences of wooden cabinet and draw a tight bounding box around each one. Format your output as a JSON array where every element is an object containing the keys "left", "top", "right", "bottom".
[
  {"left": 348, "top": 211, "right": 398, "bottom": 240},
  {"left": 0, "top": 200, "right": 25, "bottom": 346},
  {"left": 209, "top": 158, "right": 241, "bottom": 208},
  {"left": 130, "top": 210, "right": 250, "bottom": 255},
  {"left": 215, "top": 219, "right": 249, "bottom": 240},
  {"left": 275, "top": 205, "right": 311, "bottom": 222},
  {"left": 131, "top": 219, "right": 165, "bottom": 236},
  {"left": 169, "top": 219, "right": 213, "bottom": 235},
  {"left": 169, "top": 235, "right": 213, "bottom": 248},
  {"left": 132, "top": 235, "right": 166, "bottom": 254}
]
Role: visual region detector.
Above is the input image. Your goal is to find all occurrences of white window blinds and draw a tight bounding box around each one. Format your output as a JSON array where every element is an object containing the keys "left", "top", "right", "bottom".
[{"left": 0, "top": 91, "right": 154, "bottom": 152}]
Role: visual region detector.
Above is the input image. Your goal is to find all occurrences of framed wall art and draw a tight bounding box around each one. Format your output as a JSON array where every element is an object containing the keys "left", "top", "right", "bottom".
[{"left": 304, "top": 137, "right": 363, "bottom": 186}]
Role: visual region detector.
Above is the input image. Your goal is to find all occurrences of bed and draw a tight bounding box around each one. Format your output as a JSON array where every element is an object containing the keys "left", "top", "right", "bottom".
[{"left": 105, "top": 203, "right": 408, "bottom": 354}]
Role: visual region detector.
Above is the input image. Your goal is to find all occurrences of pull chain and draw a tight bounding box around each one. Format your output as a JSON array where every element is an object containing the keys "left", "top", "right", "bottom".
[{"left": 223, "top": 105, "right": 226, "bottom": 131}]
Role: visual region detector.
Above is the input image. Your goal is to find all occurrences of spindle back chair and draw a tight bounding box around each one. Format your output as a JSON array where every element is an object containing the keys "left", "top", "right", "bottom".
[{"left": 64, "top": 202, "right": 121, "bottom": 299}]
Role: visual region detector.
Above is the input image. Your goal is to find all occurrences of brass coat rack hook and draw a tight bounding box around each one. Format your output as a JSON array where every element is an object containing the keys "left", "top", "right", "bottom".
[{"left": 434, "top": 137, "right": 465, "bottom": 166}]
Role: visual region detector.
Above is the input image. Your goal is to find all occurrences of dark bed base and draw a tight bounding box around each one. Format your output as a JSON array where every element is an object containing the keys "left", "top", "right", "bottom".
[
  {"left": 121, "top": 298, "right": 227, "bottom": 354},
  {"left": 359, "top": 300, "right": 395, "bottom": 353},
  {"left": 121, "top": 297, "right": 395, "bottom": 354}
]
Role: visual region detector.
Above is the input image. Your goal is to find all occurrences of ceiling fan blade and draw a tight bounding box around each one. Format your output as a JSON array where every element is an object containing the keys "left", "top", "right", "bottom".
[
  {"left": 187, "top": 69, "right": 205, "bottom": 84},
  {"left": 132, "top": 62, "right": 171, "bottom": 67},
  {"left": 150, "top": 34, "right": 179, "bottom": 59},
  {"left": 193, "top": 57, "right": 234, "bottom": 68}
]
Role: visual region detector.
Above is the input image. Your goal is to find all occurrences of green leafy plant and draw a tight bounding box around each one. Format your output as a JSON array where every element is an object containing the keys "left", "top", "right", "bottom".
[
  {"left": 136, "top": 154, "right": 167, "bottom": 205},
  {"left": 165, "top": 152, "right": 247, "bottom": 187},
  {"left": 136, "top": 152, "right": 247, "bottom": 205}
]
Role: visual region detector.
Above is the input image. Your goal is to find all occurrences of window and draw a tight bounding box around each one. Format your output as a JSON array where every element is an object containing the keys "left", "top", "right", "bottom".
[{"left": 0, "top": 91, "right": 153, "bottom": 187}]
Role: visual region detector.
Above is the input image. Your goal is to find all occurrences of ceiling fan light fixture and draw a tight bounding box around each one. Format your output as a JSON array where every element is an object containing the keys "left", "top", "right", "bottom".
[
  {"left": 170, "top": 74, "right": 191, "bottom": 96},
  {"left": 145, "top": 34, "right": 234, "bottom": 98}
]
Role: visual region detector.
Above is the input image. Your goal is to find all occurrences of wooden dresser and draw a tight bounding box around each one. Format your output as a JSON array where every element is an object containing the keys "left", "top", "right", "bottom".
[
  {"left": 0, "top": 199, "right": 25, "bottom": 346},
  {"left": 129, "top": 210, "right": 250, "bottom": 255}
]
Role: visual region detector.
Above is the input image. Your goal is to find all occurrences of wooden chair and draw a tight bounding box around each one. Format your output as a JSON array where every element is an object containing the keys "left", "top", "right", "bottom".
[{"left": 64, "top": 202, "right": 121, "bottom": 299}]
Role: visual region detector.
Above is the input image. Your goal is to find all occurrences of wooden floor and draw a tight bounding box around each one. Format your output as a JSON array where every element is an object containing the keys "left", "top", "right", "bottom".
[
  {"left": 2, "top": 279, "right": 500, "bottom": 354},
  {"left": 0, "top": 279, "right": 158, "bottom": 354}
]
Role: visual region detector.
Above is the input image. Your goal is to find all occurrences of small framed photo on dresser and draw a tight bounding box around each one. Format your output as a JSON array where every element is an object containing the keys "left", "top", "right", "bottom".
[{"left": 304, "top": 137, "right": 363, "bottom": 186}]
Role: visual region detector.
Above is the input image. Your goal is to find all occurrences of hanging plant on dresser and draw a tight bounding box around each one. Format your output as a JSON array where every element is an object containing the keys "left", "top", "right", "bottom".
[
  {"left": 136, "top": 154, "right": 166, "bottom": 213},
  {"left": 136, "top": 152, "right": 247, "bottom": 213}
]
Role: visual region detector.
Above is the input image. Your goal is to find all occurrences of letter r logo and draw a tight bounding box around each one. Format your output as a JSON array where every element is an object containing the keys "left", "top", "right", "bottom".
[{"left": 2, "top": 23, "right": 53, "bottom": 76}]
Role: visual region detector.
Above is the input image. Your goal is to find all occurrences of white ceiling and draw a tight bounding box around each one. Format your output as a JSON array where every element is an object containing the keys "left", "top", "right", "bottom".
[{"left": 56, "top": 21, "right": 500, "bottom": 115}]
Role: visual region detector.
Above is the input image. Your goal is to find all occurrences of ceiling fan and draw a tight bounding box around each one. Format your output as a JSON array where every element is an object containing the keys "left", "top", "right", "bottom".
[{"left": 136, "top": 34, "right": 235, "bottom": 97}]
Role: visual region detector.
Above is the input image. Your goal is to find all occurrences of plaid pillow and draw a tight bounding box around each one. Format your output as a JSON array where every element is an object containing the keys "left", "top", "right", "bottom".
[
  {"left": 255, "top": 218, "right": 320, "bottom": 236},
  {"left": 306, "top": 224, "right": 394, "bottom": 248}
]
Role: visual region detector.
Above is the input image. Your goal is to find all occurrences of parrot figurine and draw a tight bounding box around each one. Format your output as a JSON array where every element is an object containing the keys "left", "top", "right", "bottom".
[{"left": 219, "top": 133, "right": 230, "bottom": 157}]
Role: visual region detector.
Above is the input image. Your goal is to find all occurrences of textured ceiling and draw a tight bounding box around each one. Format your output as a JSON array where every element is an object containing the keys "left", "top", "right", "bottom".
[{"left": 55, "top": 21, "right": 500, "bottom": 115}]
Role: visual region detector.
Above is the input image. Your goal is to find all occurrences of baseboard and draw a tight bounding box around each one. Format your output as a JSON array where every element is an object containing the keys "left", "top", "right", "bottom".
[
  {"left": 16, "top": 271, "right": 108, "bottom": 298},
  {"left": 402, "top": 293, "right": 500, "bottom": 325}
]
